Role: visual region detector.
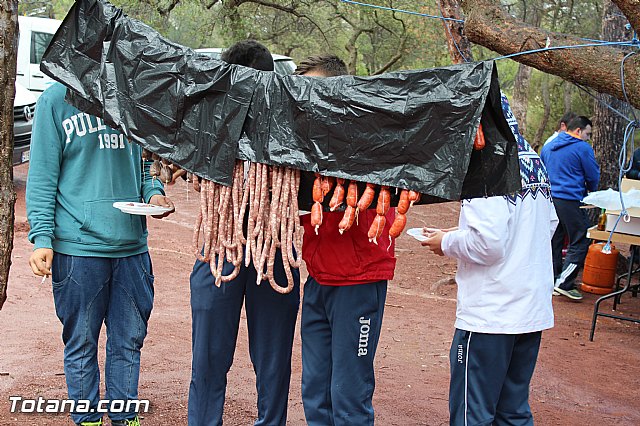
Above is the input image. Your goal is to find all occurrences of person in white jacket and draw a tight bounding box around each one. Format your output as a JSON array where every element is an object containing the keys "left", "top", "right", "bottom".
[{"left": 422, "top": 94, "right": 558, "bottom": 426}]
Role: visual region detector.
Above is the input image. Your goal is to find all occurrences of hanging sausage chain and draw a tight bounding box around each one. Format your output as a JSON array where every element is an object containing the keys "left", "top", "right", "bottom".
[
  {"left": 311, "top": 174, "right": 421, "bottom": 245},
  {"left": 191, "top": 161, "right": 302, "bottom": 294}
]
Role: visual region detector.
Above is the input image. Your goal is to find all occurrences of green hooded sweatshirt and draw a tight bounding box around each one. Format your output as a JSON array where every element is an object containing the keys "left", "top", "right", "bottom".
[{"left": 26, "top": 83, "right": 164, "bottom": 257}]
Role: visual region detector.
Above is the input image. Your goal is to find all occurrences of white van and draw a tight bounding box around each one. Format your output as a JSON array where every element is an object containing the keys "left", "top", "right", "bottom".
[{"left": 17, "top": 16, "right": 62, "bottom": 95}]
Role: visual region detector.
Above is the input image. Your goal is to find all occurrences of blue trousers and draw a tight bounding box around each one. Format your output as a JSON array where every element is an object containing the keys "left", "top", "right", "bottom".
[
  {"left": 449, "top": 330, "right": 542, "bottom": 426},
  {"left": 551, "top": 198, "right": 591, "bottom": 289},
  {"left": 301, "top": 277, "right": 387, "bottom": 426},
  {"left": 51, "top": 252, "right": 155, "bottom": 424},
  {"left": 188, "top": 251, "right": 300, "bottom": 426}
]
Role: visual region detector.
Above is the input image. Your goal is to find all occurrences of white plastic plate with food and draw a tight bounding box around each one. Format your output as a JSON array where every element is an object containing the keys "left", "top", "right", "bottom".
[
  {"left": 406, "top": 227, "right": 429, "bottom": 242},
  {"left": 113, "top": 202, "right": 172, "bottom": 216}
]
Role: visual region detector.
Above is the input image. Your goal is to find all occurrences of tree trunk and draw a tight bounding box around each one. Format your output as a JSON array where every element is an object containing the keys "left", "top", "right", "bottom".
[
  {"left": 437, "top": 0, "right": 473, "bottom": 64},
  {"left": 511, "top": 64, "right": 533, "bottom": 136},
  {"left": 592, "top": 1, "right": 632, "bottom": 191},
  {"left": 0, "top": 0, "right": 18, "bottom": 311},
  {"left": 532, "top": 74, "right": 551, "bottom": 151},
  {"left": 460, "top": 0, "right": 640, "bottom": 109},
  {"left": 510, "top": 3, "right": 541, "bottom": 137}
]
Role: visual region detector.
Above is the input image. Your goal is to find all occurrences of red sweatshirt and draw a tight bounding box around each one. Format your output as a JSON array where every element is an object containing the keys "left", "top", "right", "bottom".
[{"left": 301, "top": 208, "right": 397, "bottom": 286}]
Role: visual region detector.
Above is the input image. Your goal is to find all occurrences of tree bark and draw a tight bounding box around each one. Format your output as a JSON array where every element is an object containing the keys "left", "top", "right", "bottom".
[
  {"left": 0, "top": 0, "right": 18, "bottom": 311},
  {"left": 437, "top": 0, "right": 473, "bottom": 64},
  {"left": 592, "top": 1, "right": 632, "bottom": 191},
  {"left": 532, "top": 74, "right": 551, "bottom": 152},
  {"left": 510, "top": 2, "right": 541, "bottom": 137},
  {"left": 511, "top": 64, "right": 533, "bottom": 135},
  {"left": 460, "top": 0, "right": 640, "bottom": 109}
]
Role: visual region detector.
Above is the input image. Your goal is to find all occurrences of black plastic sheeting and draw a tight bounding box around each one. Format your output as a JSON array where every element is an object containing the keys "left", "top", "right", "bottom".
[{"left": 41, "top": 0, "right": 521, "bottom": 202}]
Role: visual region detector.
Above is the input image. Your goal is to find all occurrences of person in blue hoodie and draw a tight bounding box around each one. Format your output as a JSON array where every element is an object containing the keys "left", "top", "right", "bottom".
[
  {"left": 26, "top": 83, "right": 175, "bottom": 426},
  {"left": 540, "top": 116, "right": 600, "bottom": 301}
]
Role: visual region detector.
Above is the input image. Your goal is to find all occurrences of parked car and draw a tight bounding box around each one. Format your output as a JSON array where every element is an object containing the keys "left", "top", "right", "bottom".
[
  {"left": 196, "top": 47, "right": 296, "bottom": 75},
  {"left": 13, "top": 82, "right": 37, "bottom": 166},
  {"left": 17, "top": 16, "right": 62, "bottom": 96}
]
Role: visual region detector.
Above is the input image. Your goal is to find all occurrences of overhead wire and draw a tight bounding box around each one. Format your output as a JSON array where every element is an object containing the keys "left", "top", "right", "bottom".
[{"left": 344, "top": 0, "right": 640, "bottom": 251}]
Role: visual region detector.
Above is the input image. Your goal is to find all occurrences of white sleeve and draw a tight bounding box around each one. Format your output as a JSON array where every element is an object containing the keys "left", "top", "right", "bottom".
[
  {"left": 441, "top": 196, "right": 510, "bottom": 266},
  {"left": 550, "top": 202, "right": 559, "bottom": 238}
]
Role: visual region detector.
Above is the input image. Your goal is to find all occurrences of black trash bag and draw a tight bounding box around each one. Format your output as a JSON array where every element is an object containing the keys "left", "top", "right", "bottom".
[{"left": 41, "top": 0, "right": 521, "bottom": 203}]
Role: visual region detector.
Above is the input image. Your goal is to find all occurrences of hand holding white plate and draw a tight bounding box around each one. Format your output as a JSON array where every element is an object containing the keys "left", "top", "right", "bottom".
[
  {"left": 406, "top": 227, "right": 431, "bottom": 242},
  {"left": 113, "top": 202, "right": 173, "bottom": 216}
]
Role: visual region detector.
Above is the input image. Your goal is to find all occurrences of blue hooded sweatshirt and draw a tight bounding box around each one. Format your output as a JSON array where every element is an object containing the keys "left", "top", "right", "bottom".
[{"left": 540, "top": 131, "right": 600, "bottom": 201}]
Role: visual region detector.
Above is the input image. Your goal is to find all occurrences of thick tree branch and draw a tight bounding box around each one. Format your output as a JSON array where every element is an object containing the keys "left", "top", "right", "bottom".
[
  {"left": 461, "top": 0, "right": 640, "bottom": 109},
  {"left": 612, "top": 0, "right": 640, "bottom": 33}
]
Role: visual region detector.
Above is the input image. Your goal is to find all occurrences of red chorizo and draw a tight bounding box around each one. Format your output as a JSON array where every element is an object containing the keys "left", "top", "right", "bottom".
[
  {"left": 368, "top": 214, "right": 386, "bottom": 244},
  {"left": 346, "top": 181, "right": 358, "bottom": 208},
  {"left": 357, "top": 183, "right": 376, "bottom": 211},
  {"left": 329, "top": 179, "right": 346, "bottom": 211},
  {"left": 338, "top": 205, "right": 357, "bottom": 234},
  {"left": 311, "top": 202, "right": 323, "bottom": 235},
  {"left": 376, "top": 186, "right": 391, "bottom": 216},
  {"left": 313, "top": 174, "right": 323, "bottom": 203},
  {"left": 397, "top": 189, "right": 410, "bottom": 215},
  {"left": 408, "top": 190, "right": 421, "bottom": 207},
  {"left": 473, "top": 123, "right": 486, "bottom": 150},
  {"left": 389, "top": 213, "right": 407, "bottom": 238}
]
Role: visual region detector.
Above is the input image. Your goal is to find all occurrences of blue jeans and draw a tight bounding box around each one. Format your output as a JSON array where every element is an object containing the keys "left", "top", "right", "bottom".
[{"left": 51, "top": 252, "right": 155, "bottom": 424}]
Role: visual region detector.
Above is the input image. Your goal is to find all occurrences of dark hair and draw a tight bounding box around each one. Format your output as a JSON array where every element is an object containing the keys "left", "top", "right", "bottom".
[
  {"left": 566, "top": 115, "right": 593, "bottom": 131},
  {"left": 221, "top": 40, "right": 274, "bottom": 71},
  {"left": 294, "top": 54, "right": 348, "bottom": 77},
  {"left": 558, "top": 111, "right": 578, "bottom": 129}
]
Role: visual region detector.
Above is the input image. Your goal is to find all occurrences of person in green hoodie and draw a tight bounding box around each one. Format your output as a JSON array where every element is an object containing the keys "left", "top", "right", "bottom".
[{"left": 26, "top": 83, "right": 174, "bottom": 426}]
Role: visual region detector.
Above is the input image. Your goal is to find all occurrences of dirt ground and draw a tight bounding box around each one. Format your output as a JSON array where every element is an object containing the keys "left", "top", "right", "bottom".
[{"left": 2, "top": 163, "right": 640, "bottom": 425}]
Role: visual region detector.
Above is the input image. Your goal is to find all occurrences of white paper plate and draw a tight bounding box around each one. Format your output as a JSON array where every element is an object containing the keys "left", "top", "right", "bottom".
[
  {"left": 113, "top": 202, "right": 172, "bottom": 216},
  {"left": 406, "top": 227, "right": 429, "bottom": 242}
]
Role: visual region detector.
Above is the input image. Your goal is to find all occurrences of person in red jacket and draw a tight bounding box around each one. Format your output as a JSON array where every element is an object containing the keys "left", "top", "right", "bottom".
[{"left": 296, "top": 54, "right": 397, "bottom": 426}]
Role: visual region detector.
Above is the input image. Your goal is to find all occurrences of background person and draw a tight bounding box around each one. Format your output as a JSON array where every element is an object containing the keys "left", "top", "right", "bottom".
[
  {"left": 27, "top": 82, "right": 174, "bottom": 426},
  {"left": 540, "top": 116, "right": 599, "bottom": 301},
  {"left": 543, "top": 111, "right": 577, "bottom": 146}
]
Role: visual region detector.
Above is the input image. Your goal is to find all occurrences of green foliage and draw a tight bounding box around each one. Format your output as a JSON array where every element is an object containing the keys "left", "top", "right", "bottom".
[{"left": 20, "top": 0, "right": 619, "bottom": 147}]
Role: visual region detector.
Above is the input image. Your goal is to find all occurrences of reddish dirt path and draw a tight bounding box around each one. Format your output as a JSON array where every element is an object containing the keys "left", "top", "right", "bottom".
[{"left": 2, "top": 163, "right": 640, "bottom": 425}]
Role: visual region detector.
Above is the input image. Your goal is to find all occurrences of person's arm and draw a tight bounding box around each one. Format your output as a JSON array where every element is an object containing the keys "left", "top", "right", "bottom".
[
  {"left": 26, "top": 94, "right": 64, "bottom": 276},
  {"left": 141, "top": 158, "right": 175, "bottom": 217},
  {"left": 433, "top": 196, "right": 510, "bottom": 265}
]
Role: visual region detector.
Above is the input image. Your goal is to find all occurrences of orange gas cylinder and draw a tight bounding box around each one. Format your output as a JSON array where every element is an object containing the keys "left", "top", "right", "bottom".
[{"left": 581, "top": 242, "right": 619, "bottom": 295}]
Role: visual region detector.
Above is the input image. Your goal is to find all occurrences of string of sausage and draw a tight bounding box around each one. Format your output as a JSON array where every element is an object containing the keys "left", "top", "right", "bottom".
[{"left": 192, "top": 161, "right": 301, "bottom": 294}]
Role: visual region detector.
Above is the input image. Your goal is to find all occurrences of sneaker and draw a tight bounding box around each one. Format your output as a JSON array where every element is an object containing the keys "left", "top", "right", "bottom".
[
  {"left": 554, "top": 287, "right": 583, "bottom": 301},
  {"left": 79, "top": 420, "right": 103, "bottom": 426},
  {"left": 552, "top": 289, "right": 560, "bottom": 296},
  {"left": 111, "top": 417, "right": 140, "bottom": 426}
]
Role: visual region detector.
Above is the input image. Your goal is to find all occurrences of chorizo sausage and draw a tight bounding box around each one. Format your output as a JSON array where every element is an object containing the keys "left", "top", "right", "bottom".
[
  {"left": 357, "top": 183, "right": 376, "bottom": 211},
  {"left": 338, "top": 205, "right": 357, "bottom": 234},
  {"left": 397, "top": 189, "right": 410, "bottom": 215},
  {"left": 376, "top": 186, "right": 391, "bottom": 216},
  {"left": 388, "top": 213, "right": 407, "bottom": 238},
  {"left": 368, "top": 214, "right": 386, "bottom": 244}
]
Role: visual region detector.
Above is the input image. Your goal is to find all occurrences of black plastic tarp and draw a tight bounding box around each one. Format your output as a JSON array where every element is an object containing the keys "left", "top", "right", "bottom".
[{"left": 41, "top": 0, "right": 521, "bottom": 201}]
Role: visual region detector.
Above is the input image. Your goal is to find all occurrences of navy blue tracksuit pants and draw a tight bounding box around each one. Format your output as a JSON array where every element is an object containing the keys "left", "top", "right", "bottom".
[
  {"left": 449, "top": 329, "right": 542, "bottom": 426},
  {"left": 301, "top": 277, "right": 387, "bottom": 426},
  {"left": 551, "top": 198, "right": 591, "bottom": 289},
  {"left": 188, "top": 251, "right": 300, "bottom": 426}
]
